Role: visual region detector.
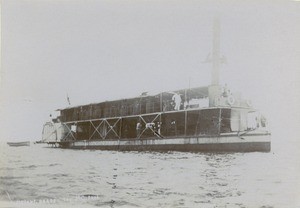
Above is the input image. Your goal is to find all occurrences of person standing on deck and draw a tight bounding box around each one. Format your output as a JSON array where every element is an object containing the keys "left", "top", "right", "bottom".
[
  {"left": 136, "top": 122, "right": 142, "bottom": 138},
  {"left": 172, "top": 93, "right": 182, "bottom": 111}
]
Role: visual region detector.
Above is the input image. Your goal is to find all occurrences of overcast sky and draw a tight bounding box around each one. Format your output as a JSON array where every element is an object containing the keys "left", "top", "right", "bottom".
[{"left": 1, "top": 0, "right": 300, "bottom": 141}]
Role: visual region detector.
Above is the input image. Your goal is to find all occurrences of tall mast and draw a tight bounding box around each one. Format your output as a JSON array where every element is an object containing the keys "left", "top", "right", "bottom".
[
  {"left": 208, "top": 16, "right": 222, "bottom": 107},
  {"left": 211, "top": 16, "right": 220, "bottom": 86}
]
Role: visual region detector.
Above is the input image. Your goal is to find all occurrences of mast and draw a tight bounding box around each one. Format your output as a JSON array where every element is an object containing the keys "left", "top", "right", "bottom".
[
  {"left": 212, "top": 16, "right": 221, "bottom": 86},
  {"left": 208, "top": 16, "right": 222, "bottom": 107}
]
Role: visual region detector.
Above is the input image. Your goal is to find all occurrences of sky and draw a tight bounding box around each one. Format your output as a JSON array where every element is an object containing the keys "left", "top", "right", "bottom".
[{"left": 0, "top": 0, "right": 300, "bottom": 141}]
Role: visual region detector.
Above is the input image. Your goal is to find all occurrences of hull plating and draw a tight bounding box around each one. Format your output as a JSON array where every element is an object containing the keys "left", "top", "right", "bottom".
[{"left": 57, "top": 133, "right": 271, "bottom": 152}]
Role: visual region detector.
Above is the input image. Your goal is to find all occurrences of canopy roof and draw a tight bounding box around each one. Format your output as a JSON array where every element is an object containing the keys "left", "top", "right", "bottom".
[{"left": 58, "top": 86, "right": 209, "bottom": 111}]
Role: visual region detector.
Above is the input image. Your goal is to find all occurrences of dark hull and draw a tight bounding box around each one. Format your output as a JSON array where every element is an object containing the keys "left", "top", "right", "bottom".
[
  {"left": 67, "top": 142, "right": 270, "bottom": 152},
  {"left": 54, "top": 133, "right": 271, "bottom": 153}
]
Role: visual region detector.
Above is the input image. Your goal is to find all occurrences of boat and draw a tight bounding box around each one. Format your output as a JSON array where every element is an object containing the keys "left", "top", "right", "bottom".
[
  {"left": 41, "top": 18, "right": 271, "bottom": 152},
  {"left": 7, "top": 141, "right": 30, "bottom": 147}
]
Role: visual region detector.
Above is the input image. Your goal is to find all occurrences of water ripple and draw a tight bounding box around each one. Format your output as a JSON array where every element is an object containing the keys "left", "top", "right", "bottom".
[{"left": 0, "top": 144, "right": 298, "bottom": 207}]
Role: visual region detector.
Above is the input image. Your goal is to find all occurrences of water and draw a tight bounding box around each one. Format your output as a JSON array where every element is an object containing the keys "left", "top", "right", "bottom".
[{"left": 0, "top": 139, "right": 299, "bottom": 208}]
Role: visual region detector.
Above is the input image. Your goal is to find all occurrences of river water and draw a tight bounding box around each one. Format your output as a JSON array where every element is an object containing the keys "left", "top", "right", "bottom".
[{"left": 0, "top": 134, "right": 299, "bottom": 208}]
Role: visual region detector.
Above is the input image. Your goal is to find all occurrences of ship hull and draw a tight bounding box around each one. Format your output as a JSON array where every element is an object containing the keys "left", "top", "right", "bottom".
[{"left": 55, "top": 133, "right": 271, "bottom": 153}]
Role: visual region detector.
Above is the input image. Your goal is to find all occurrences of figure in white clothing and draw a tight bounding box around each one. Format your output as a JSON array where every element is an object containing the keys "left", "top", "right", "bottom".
[{"left": 172, "top": 93, "right": 182, "bottom": 111}]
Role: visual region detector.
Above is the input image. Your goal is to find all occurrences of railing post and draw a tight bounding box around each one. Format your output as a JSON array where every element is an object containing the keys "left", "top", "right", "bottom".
[{"left": 218, "top": 108, "right": 222, "bottom": 136}]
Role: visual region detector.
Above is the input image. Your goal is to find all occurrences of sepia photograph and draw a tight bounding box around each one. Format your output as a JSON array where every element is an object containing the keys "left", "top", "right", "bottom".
[{"left": 0, "top": 0, "right": 299, "bottom": 207}]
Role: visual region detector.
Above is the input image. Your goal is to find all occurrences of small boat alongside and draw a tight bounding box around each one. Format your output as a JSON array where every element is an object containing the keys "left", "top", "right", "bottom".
[{"left": 7, "top": 141, "right": 30, "bottom": 147}]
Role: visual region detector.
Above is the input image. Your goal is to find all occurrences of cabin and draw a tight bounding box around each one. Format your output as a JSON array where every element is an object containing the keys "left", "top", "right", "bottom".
[
  {"left": 45, "top": 86, "right": 261, "bottom": 142},
  {"left": 57, "top": 86, "right": 209, "bottom": 122}
]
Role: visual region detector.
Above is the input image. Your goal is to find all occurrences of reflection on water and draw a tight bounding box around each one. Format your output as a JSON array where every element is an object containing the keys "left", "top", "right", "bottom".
[{"left": 0, "top": 142, "right": 299, "bottom": 208}]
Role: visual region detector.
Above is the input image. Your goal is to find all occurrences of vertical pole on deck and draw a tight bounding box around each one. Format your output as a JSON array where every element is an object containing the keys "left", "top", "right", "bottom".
[
  {"left": 159, "top": 93, "right": 163, "bottom": 136},
  {"left": 184, "top": 89, "right": 187, "bottom": 136},
  {"left": 160, "top": 93, "right": 163, "bottom": 112},
  {"left": 184, "top": 111, "right": 187, "bottom": 136},
  {"left": 88, "top": 120, "right": 91, "bottom": 140},
  {"left": 218, "top": 108, "right": 222, "bottom": 136},
  {"left": 159, "top": 113, "right": 162, "bottom": 137}
]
